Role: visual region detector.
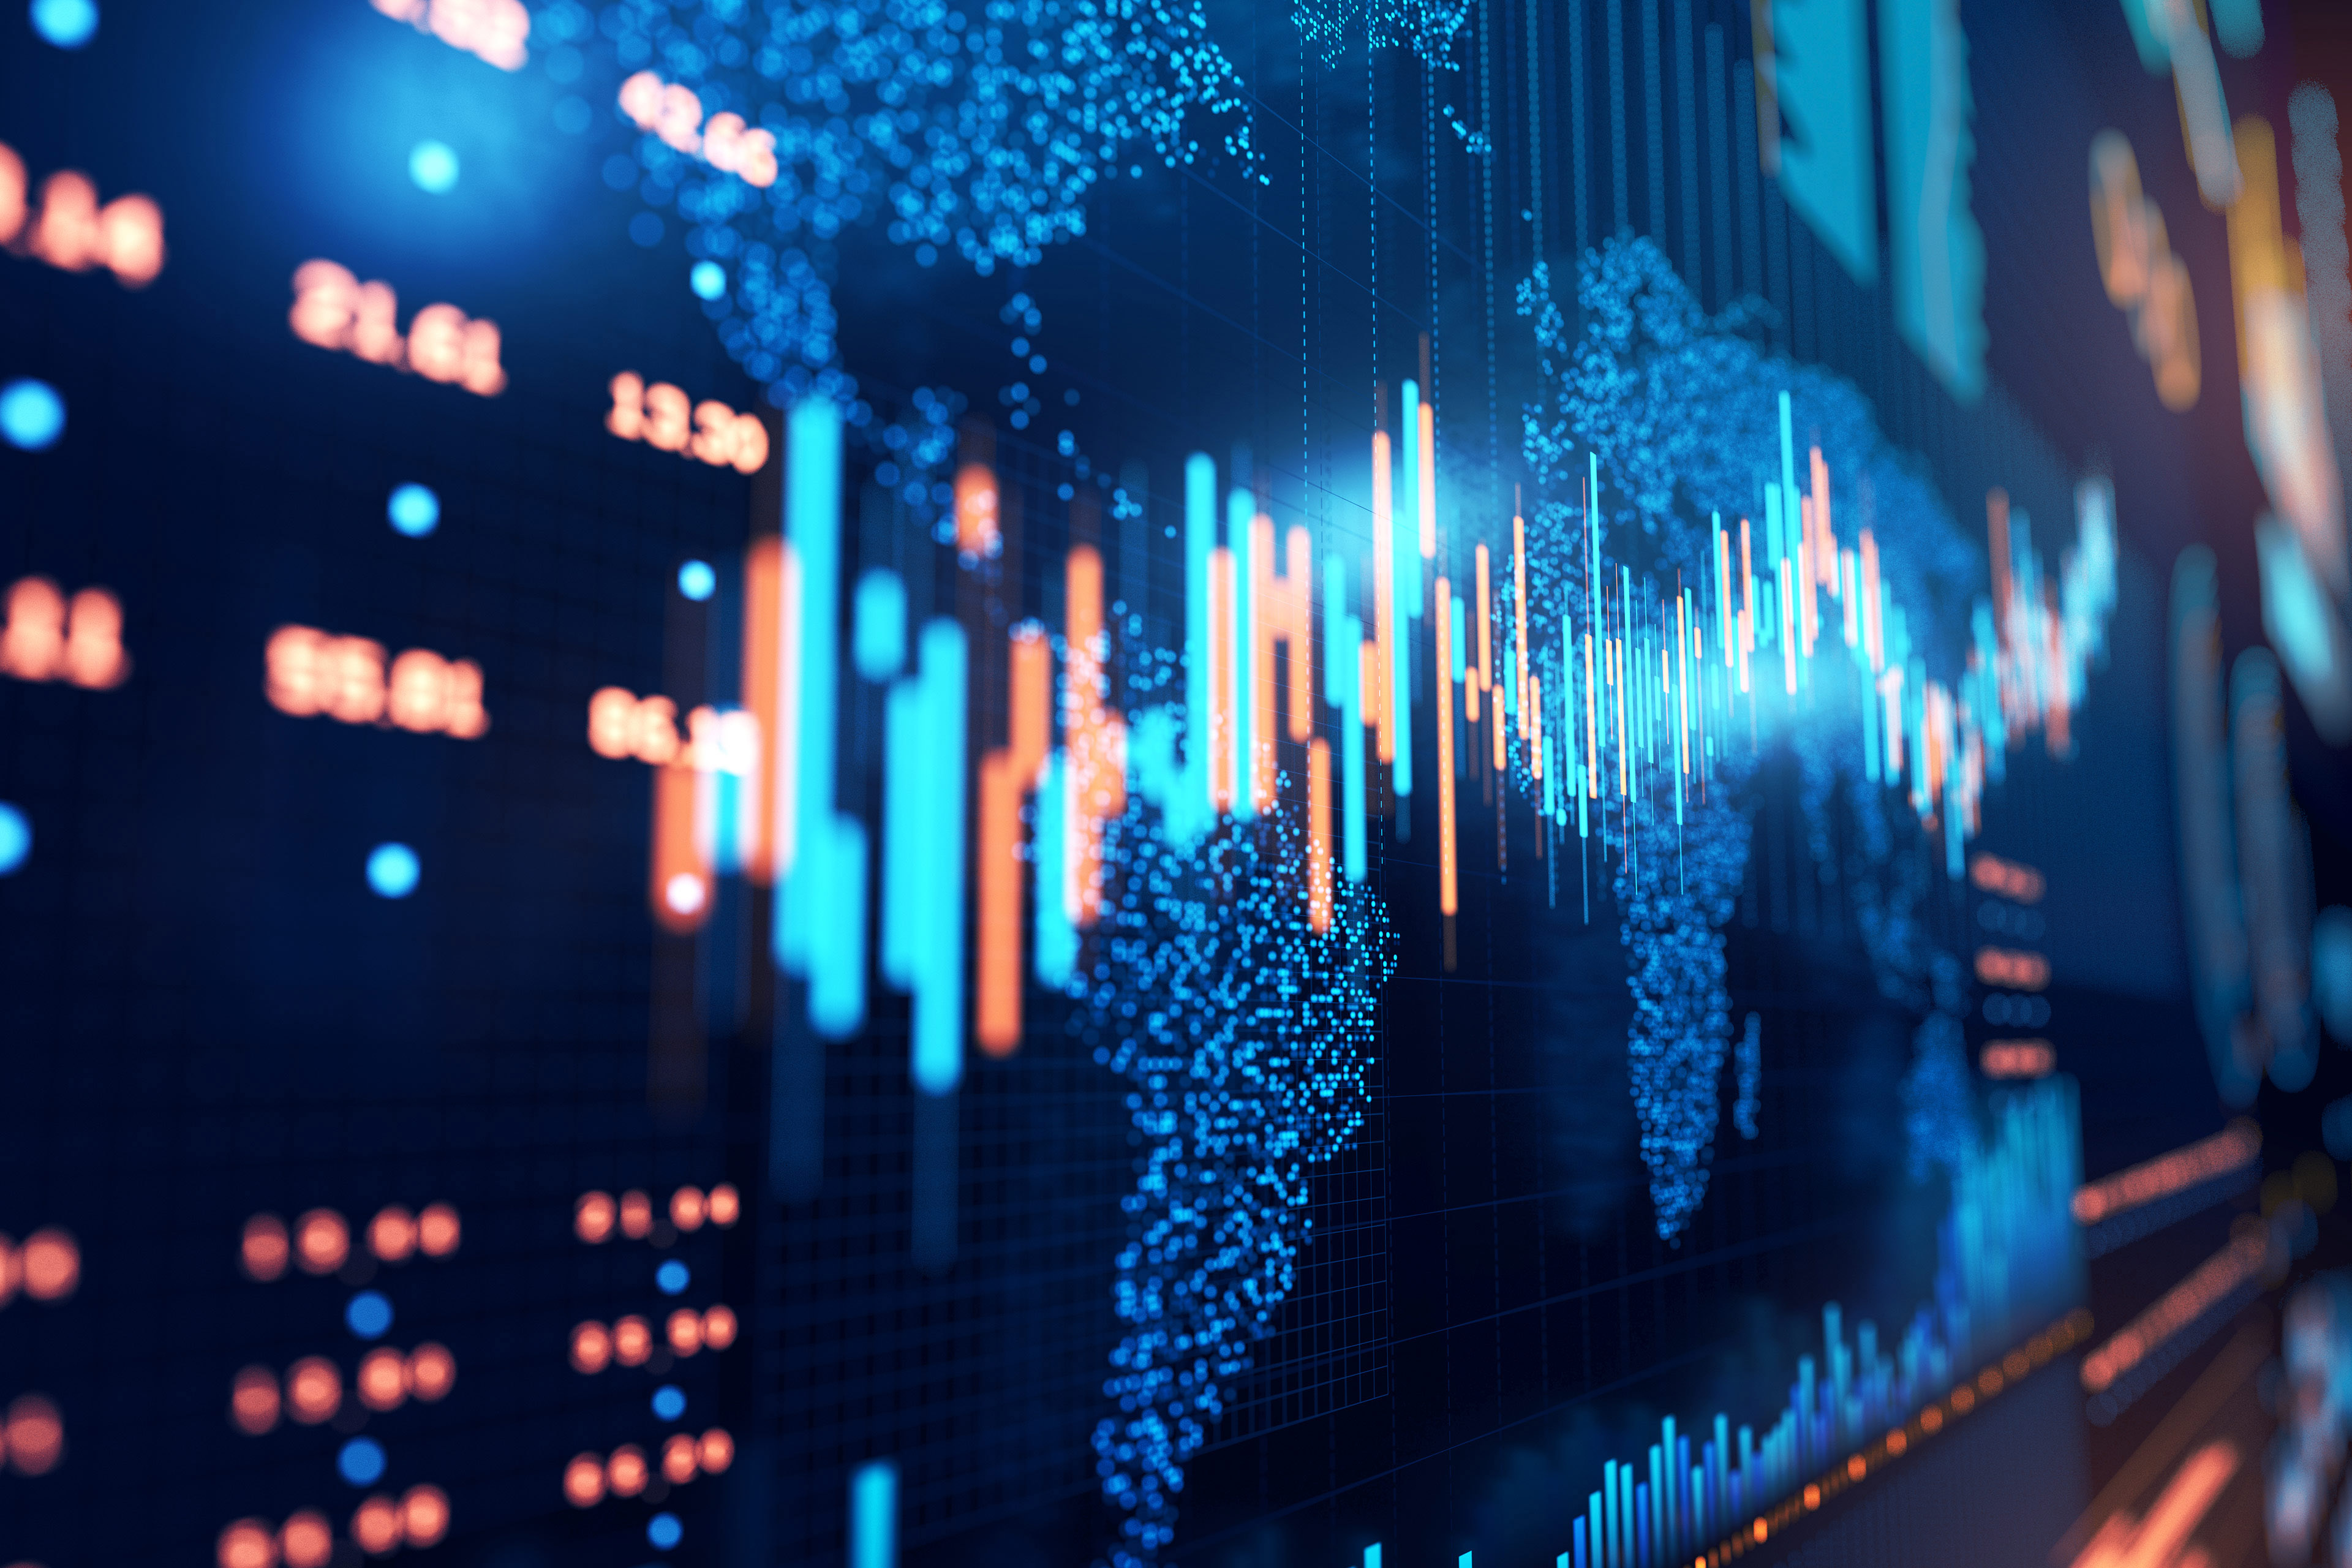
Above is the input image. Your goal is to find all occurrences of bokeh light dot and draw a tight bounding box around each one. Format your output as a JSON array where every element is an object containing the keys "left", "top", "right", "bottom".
[
  {"left": 0, "top": 379, "right": 65, "bottom": 451},
  {"left": 345, "top": 1290, "right": 394, "bottom": 1340},
  {"left": 368, "top": 843, "right": 420, "bottom": 899},
  {"left": 0, "top": 802, "right": 29, "bottom": 875},
  {"left": 337, "top": 1436, "right": 387, "bottom": 1487},
  {"left": 655, "top": 1259, "right": 689, "bottom": 1295},
  {"left": 651, "top": 1384, "right": 686, "bottom": 1421},
  {"left": 690, "top": 260, "right": 727, "bottom": 300},
  {"left": 647, "top": 1513, "right": 683, "bottom": 1551},
  {"left": 408, "top": 140, "right": 460, "bottom": 194},
  {"left": 387, "top": 484, "right": 440, "bottom": 537},
  {"left": 28, "top": 0, "right": 97, "bottom": 48},
  {"left": 677, "top": 559, "right": 716, "bottom": 600}
]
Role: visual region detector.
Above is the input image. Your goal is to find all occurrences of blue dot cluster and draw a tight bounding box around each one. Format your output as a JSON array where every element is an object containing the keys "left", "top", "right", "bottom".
[
  {"left": 1292, "top": 0, "right": 1471, "bottom": 69},
  {"left": 535, "top": 0, "right": 1260, "bottom": 394},
  {"left": 1514, "top": 236, "right": 1997, "bottom": 1238},
  {"left": 1066, "top": 800, "right": 1394, "bottom": 1567}
]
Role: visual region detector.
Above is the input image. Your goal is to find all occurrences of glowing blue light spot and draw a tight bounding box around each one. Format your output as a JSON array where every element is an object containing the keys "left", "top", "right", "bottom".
[
  {"left": 676, "top": 560, "right": 716, "bottom": 601},
  {"left": 0, "top": 803, "right": 28, "bottom": 875},
  {"left": 650, "top": 1385, "right": 687, "bottom": 1421},
  {"left": 0, "top": 379, "right": 65, "bottom": 451},
  {"left": 345, "top": 1290, "right": 394, "bottom": 1340},
  {"left": 647, "top": 1514, "right": 683, "bottom": 1551},
  {"left": 28, "top": 0, "right": 96, "bottom": 48},
  {"left": 367, "top": 844, "right": 420, "bottom": 899},
  {"left": 553, "top": 96, "right": 592, "bottom": 134},
  {"left": 387, "top": 484, "right": 440, "bottom": 538},
  {"left": 337, "top": 1437, "right": 386, "bottom": 1486},
  {"left": 408, "top": 141, "right": 460, "bottom": 194},
  {"left": 654, "top": 1259, "right": 690, "bottom": 1295},
  {"left": 629, "top": 213, "right": 665, "bottom": 247},
  {"left": 690, "top": 260, "right": 728, "bottom": 300}
]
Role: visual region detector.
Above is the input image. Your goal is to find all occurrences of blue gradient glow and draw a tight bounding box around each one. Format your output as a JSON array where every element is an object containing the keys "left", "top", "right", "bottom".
[
  {"left": 367, "top": 844, "right": 420, "bottom": 899},
  {"left": 407, "top": 140, "right": 460, "bottom": 194},
  {"left": 1, "top": 379, "right": 65, "bottom": 451},
  {"left": 387, "top": 484, "right": 440, "bottom": 538}
]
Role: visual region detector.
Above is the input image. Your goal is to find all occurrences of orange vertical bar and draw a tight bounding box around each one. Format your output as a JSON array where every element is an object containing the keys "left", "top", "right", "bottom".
[
  {"left": 1066, "top": 545, "right": 1115, "bottom": 927},
  {"left": 650, "top": 761, "right": 710, "bottom": 934},
  {"left": 1360, "top": 641, "right": 1381, "bottom": 733},
  {"left": 1798, "top": 499, "right": 1817, "bottom": 655},
  {"left": 1513, "top": 513, "right": 1530, "bottom": 742},
  {"left": 1717, "top": 527, "right": 1735, "bottom": 667},
  {"left": 772, "top": 543, "right": 803, "bottom": 878},
  {"left": 977, "top": 625, "right": 1051, "bottom": 1057},
  {"left": 1008, "top": 625, "right": 1050, "bottom": 781},
  {"left": 1252, "top": 513, "right": 1278, "bottom": 812},
  {"left": 1308, "top": 737, "right": 1333, "bottom": 931},
  {"left": 1284, "top": 526, "right": 1315, "bottom": 740},
  {"left": 955, "top": 462, "right": 999, "bottom": 560},
  {"left": 974, "top": 753, "right": 1020, "bottom": 1054},
  {"left": 741, "top": 536, "right": 780, "bottom": 884},
  {"left": 1435, "top": 581, "right": 1457, "bottom": 916},
  {"left": 1208, "top": 548, "right": 1235, "bottom": 810},
  {"left": 1371, "top": 432, "right": 1395, "bottom": 764}
]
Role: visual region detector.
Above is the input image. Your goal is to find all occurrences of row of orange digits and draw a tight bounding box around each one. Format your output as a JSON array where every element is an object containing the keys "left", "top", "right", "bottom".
[
  {"left": 290, "top": 261, "right": 506, "bottom": 397},
  {"left": 607, "top": 372, "right": 770, "bottom": 472},
  {"left": 0, "top": 142, "right": 164, "bottom": 288}
]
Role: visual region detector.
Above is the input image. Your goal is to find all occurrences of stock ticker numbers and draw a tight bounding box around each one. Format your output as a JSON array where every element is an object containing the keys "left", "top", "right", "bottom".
[
  {"left": 2, "top": 578, "right": 130, "bottom": 690},
  {"left": 605, "top": 374, "right": 769, "bottom": 473},
  {"left": 219, "top": 1207, "right": 461, "bottom": 1568},
  {"left": 0, "top": 1226, "right": 79, "bottom": 1482},
  {"left": 265, "top": 627, "right": 488, "bottom": 739},
  {"left": 366, "top": 0, "right": 529, "bottom": 70},
  {"left": 0, "top": 143, "right": 165, "bottom": 288},
  {"left": 563, "top": 1188, "right": 738, "bottom": 1529},
  {"left": 615, "top": 73, "right": 779, "bottom": 189},
  {"left": 288, "top": 262, "right": 505, "bottom": 396}
]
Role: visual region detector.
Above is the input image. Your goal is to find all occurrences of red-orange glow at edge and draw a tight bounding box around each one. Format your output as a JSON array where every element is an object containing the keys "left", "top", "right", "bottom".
[{"left": 976, "top": 625, "right": 1051, "bottom": 1055}]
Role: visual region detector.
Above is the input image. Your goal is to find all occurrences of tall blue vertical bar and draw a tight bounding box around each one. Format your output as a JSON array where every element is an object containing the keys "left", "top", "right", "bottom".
[
  {"left": 1399, "top": 381, "right": 1423, "bottom": 616},
  {"left": 909, "top": 620, "right": 967, "bottom": 1096},
  {"left": 1342, "top": 614, "right": 1367, "bottom": 881},
  {"left": 849, "top": 1460, "right": 896, "bottom": 1568},
  {"left": 778, "top": 396, "right": 842, "bottom": 974},
  {"left": 1183, "top": 453, "right": 1216, "bottom": 839},
  {"left": 1035, "top": 750, "right": 1074, "bottom": 985},
  {"left": 1586, "top": 1496, "right": 1603, "bottom": 1568}
]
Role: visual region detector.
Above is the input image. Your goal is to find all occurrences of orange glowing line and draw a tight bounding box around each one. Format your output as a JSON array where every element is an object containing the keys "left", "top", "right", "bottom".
[
  {"left": 2073, "top": 1123, "right": 2260, "bottom": 1226},
  {"left": 976, "top": 626, "right": 1051, "bottom": 1057},
  {"left": 1513, "top": 513, "right": 1531, "bottom": 743},
  {"left": 772, "top": 544, "right": 802, "bottom": 877},
  {"left": 1529, "top": 673, "right": 1544, "bottom": 779},
  {"left": 1251, "top": 514, "right": 1278, "bottom": 812},
  {"left": 974, "top": 752, "right": 1020, "bottom": 1055},
  {"left": 1417, "top": 402, "right": 1438, "bottom": 560},
  {"left": 1435, "top": 581, "right": 1457, "bottom": 918},
  {"left": 1066, "top": 545, "right": 1123, "bottom": 927},
  {"left": 1970, "top": 851, "right": 2045, "bottom": 903},
  {"left": 1980, "top": 1040, "right": 2054, "bottom": 1079},
  {"left": 1308, "top": 737, "right": 1333, "bottom": 932},
  {"left": 955, "top": 462, "right": 999, "bottom": 562},
  {"left": 2080, "top": 1232, "right": 2269, "bottom": 1393},
  {"left": 741, "top": 537, "right": 780, "bottom": 883},
  {"left": 1371, "top": 432, "right": 1395, "bottom": 765},
  {"left": 650, "top": 761, "right": 709, "bottom": 934},
  {"left": 1360, "top": 641, "right": 1382, "bottom": 734},
  {"left": 1208, "top": 548, "right": 1235, "bottom": 810}
]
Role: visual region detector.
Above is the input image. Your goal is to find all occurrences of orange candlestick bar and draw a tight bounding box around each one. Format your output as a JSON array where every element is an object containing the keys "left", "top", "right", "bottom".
[
  {"left": 1861, "top": 529, "right": 1884, "bottom": 671},
  {"left": 1307, "top": 737, "right": 1333, "bottom": 932},
  {"left": 1417, "top": 401, "right": 1438, "bottom": 560},
  {"left": 1371, "top": 432, "right": 1395, "bottom": 765},
  {"left": 1987, "top": 488, "right": 2013, "bottom": 646},
  {"left": 1208, "top": 548, "right": 1235, "bottom": 811},
  {"left": 1065, "top": 546, "right": 1125, "bottom": 928},
  {"left": 741, "top": 537, "right": 781, "bottom": 884},
  {"left": 955, "top": 461, "right": 999, "bottom": 562},
  {"left": 975, "top": 625, "right": 1052, "bottom": 1056},
  {"left": 650, "top": 761, "right": 710, "bottom": 934},
  {"left": 1434, "top": 581, "right": 1458, "bottom": 917},
  {"left": 1251, "top": 514, "right": 1279, "bottom": 811}
]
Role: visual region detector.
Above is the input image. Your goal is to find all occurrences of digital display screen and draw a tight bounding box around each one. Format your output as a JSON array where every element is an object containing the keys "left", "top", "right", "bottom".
[{"left": 3, "top": 2, "right": 2341, "bottom": 1567}]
